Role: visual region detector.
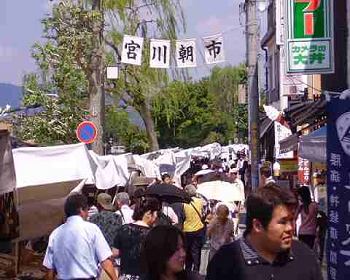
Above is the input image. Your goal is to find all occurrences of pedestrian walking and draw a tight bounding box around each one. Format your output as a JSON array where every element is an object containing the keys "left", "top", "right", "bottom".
[
  {"left": 207, "top": 204, "right": 234, "bottom": 261},
  {"left": 183, "top": 185, "right": 205, "bottom": 274},
  {"left": 43, "top": 193, "right": 117, "bottom": 280},
  {"left": 207, "top": 186, "right": 322, "bottom": 280},
  {"left": 162, "top": 173, "right": 173, "bottom": 185},
  {"left": 297, "top": 186, "right": 318, "bottom": 249},
  {"left": 228, "top": 168, "right": 245, "bottom": 202},
  {"left": 113, "top": 197, "right": 160, "bottom": 280},
  {"left": 115, "top": 192, "right": 134, "bottom": 224},
  {"left": 259, "top": 165, "right": 275, "bottom": 187},
  {"left": 90, "top": 193, "right": 122, "bottom": 246},
  {"left": 141, "top": 225, "right": 190, "bottom": 280},
  {"left": 313, "top": 173, "right": 328, "bottom": 262}
]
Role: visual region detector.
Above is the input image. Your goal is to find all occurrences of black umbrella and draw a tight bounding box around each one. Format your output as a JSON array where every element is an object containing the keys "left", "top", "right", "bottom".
[{"left": 143, "top": 183, "right": 191, "bottom": 204}]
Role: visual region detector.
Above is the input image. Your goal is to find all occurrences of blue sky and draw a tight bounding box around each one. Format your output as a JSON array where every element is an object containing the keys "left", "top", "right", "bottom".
[{"left": 0, "top": 0, "right": 248, "bottom": 85}]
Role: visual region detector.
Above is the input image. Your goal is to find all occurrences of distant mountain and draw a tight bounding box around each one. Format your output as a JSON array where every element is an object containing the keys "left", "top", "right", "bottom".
[
  {"left": 0, "top": 83, "right": 145, "bottom": 129},
  {"left": 0, "top": 83, "right": 23, "bottom": 109}
]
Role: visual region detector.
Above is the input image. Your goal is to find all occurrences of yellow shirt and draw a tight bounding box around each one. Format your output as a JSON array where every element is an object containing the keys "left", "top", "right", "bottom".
[{"left": 183, "top": 197, "right": 204, "bottom": 232}]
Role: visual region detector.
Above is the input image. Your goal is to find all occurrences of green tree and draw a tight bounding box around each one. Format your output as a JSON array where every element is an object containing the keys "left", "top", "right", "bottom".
[
  {"left": 208, "top": 64, "right": 248, "bottom": 143},
  {"left": 153, "top": 79, "right": 236, "bottom": 148},
  {"left": 103, "top": 0, "right": 186, "bottom": 151},
  {"left": 14, "top": 2, "right": 96, "bottom": 144},
  {"left": 105, "top": 107, "right": 149, "bottom": 154},
  {"left": 16, "top": 0, "right": 185, "bottom": 152}
]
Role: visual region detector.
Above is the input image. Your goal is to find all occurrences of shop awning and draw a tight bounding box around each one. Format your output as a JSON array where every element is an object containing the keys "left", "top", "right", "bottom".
[
  {"left": 284, "top": 99, "right": 326, "bottom": 129},
  {"left": 299, "top": 126, "right": 327, "bottom": 163},
  {"left": 279, "top": 133, "right": 299, "bottom": 153},
  {"left": 260, "top": 117, "right": 274, "bottom": 139}
]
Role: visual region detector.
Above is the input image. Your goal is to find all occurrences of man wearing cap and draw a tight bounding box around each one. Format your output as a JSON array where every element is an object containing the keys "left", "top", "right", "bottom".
[{"left": 90, "top": 193, "right": 123, "bottom": 247}]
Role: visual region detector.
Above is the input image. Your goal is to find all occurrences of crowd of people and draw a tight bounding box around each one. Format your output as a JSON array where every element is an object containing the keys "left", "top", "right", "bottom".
[{"left": 41, "top": 158, "right": 325, "bottom": 280}]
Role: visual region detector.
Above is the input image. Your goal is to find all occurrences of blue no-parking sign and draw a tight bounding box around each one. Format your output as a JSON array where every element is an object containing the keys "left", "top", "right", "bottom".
[{"left": 76, "top": 121, "right": 97, "bottom": 144}]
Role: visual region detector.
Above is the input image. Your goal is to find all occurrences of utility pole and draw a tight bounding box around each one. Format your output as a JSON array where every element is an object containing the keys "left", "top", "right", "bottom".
[
  {"left": 89, "top": 0, "right": 105, "bottom": 154},
  {"left": 245, "top": 0, "right": 260, "bottom": 189}
]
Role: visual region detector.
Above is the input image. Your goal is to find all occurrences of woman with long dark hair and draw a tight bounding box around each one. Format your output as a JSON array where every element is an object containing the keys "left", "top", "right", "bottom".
[
  {"left": 113, "top": 197, "right": 160, "bottom": 280},
  {"left": 141, "top": 225, "right": 191, "bottom": 280},
  {"left": 297, "top": 186, "right": 318, "bottom": 249}
]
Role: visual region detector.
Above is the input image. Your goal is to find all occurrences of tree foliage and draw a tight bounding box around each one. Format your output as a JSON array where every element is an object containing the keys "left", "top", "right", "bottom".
[
  {"left": 153, "top": 65, "right": 248, "bottom": 148},
  {"left": 14, "top": 2, "right": 95, "bottom": 145},
  {"left": 103, "top": 0, "right": 186, "bottom": 151},
  {"left": 105, "top": 107, "right": 149, "bottom": 154}
]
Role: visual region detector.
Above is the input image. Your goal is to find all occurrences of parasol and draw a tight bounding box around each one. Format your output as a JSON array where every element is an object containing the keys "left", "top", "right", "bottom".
[{"left": 197, "top": 180, "right": 244, "bottom": 202}]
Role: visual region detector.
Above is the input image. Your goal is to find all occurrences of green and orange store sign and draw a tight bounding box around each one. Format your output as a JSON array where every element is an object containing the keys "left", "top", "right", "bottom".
[{"left": 286, "top": 0, "right": 334, "bottom": 74}]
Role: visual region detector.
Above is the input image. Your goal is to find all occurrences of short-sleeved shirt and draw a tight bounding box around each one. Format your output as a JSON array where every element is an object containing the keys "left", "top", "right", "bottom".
[
  {"left": 89, "top": 210, "right": 123, "bottom": 247},
  {"left": 43, "top": 215, "right": 112, "bottom": 279},
  {"left": 116, "top": 205, "right": 134, "bottom": 224},
  {"left": 113, "top": 223, "right": 150, "bottom": 276},
  {"left": 207, "top": 238, "right": 322, "bottom": 280},
  {"left": 183, "top": 197, "right": 204, "bottom": 233}
]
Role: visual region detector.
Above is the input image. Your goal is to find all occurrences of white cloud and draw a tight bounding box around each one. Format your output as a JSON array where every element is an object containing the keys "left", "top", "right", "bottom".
[{"left": 195, "top": 16, "right": 225, "bottom": 35}]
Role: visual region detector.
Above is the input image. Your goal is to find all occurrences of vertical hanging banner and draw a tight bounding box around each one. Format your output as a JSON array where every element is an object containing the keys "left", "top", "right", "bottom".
[
  {"left": 149, "top": 39, "right": 171, "bottom": 68},
  {"left": 175, "top": 39, "right": 197, "bottom": 68},
  {"left": 274, "top": 122, "right": 294, "bottom": 159},
  {"left": 121, "top": 35, "right": 144, "bottom": 66},
  {"left": 327, "top": 98, "right": 350, "bottom": 280},
  {"left": 286, "top": 0, "right": 334, "bottom": 74},
  {"left": 203, "top": 34, "right": 225, "bottom": 64}
]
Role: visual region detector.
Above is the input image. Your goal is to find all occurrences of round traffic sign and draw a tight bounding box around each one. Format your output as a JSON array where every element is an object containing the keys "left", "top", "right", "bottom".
[{"left": 76, "top": 121, "right": 97, "bottom": 144}]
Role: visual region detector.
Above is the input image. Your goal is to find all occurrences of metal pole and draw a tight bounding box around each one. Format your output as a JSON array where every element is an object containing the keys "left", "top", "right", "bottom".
[{"left": 245, "top": 0, "right": 260, "bottom": 189}]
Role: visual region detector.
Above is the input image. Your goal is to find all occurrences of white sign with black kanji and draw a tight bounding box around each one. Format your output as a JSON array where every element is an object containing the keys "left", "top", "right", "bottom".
[
  {"left": 149, "top": 39, "right": 171, "bottom": 68},
  {"left": 203, "top": 34, "right": 225, "bottom": 64},
  {"left": 121, "top": 35, "right": 144, "bottom": 66},
  {"left": 175, "top": 39, "right": 197, "bottom": 68}
]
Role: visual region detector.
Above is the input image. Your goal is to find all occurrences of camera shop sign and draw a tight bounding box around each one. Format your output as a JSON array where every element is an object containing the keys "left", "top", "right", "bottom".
[{"left": 286, "top": 0, "right": 334, "bottom": 74}]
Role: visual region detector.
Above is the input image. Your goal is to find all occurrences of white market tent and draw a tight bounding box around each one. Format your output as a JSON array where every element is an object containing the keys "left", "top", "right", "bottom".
[
  {"left": 12, "top": 143, "right": 129, "bottom": 240},
  {"left": 5, "top": 140, "right": 248, "bottom": 240}
]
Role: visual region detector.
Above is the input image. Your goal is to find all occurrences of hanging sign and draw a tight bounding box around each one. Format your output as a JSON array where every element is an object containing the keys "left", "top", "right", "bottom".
[
  {"left": 327, "top": 97, "right": 350, "bottom": 280},
  {"left": 175, "top": 39, "right": 197, "bottom": 68},
  {"left": 106, "top": 67, "right": 119, "bottom": 79},
  {"left": 275, "top": 122, "right": 294, "bottom": 159},
  {"left": 285, "top": 0, "right": 334, "bottom": 74},
  {"left": 203, "top": 34, "right": 225, "bottom": 65},
  {"left": 149, "top": 39, "right": 171, "bottom": 68},
  {"left": 76, "top": 121, "right": 97, "bottom": 144},
  {"left": 121, "top": 35, "right": 144, "bottom": 66}
]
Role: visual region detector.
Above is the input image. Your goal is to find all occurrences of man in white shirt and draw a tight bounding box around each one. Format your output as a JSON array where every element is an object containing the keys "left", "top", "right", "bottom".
[
  {"left": 115, "top": 192, "right": 134, "bottom": 224},
  {"left": 229, "top": 168, "right": 245, "bottom": 202},
  {"left": 43, "top": 193, "right": 117, "bottom": 280}
]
